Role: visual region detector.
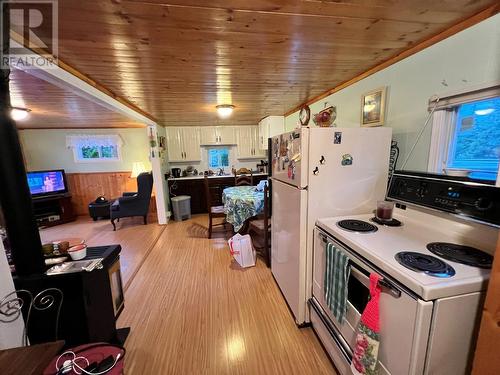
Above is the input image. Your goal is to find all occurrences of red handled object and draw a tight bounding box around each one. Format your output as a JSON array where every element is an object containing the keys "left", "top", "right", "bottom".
[{"left": 44, "top": 342, "right": 125, "bottom": 375}]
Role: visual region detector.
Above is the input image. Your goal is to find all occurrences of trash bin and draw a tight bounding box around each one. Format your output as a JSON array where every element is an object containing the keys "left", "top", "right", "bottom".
[{"left": 171, "top": 195, "right": 191, "bottom": 221}]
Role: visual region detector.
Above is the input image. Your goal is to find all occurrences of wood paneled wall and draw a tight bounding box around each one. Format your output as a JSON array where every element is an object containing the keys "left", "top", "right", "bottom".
[
  {"left": 66, "top": 172, "right": 156, "bottom": 217},
  {"left": 472, "top": 234, "right": 500, "bottom": 375}
]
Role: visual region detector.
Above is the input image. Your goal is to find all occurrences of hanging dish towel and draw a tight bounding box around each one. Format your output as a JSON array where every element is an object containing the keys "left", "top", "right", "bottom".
[
  {"left": 324, "top": 242, "right": 350, "bottom": 324},
  {"left": 351, "top": 273, "right": 382, "bottom": 375}
]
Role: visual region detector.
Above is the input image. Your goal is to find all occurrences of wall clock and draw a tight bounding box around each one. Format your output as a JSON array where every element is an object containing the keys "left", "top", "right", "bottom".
[{"left": 299, "top": 105, "right": 311, "bottom": 126}]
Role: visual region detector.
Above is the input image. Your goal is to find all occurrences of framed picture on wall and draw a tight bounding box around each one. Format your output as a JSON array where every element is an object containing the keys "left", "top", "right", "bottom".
[{"left": 361, "top": 86, "right": 387, "bottom": 127}]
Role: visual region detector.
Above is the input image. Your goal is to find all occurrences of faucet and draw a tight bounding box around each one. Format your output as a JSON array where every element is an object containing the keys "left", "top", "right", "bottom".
[{"left": 218, "top": 168, "right": 224, "bottom": 176}]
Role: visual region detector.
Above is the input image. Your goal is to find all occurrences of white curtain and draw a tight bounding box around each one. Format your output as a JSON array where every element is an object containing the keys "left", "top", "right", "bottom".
[
  {"left": 66, "top": 134, "right": 124, "bottom": 149},
  {"left": 427, "top": 110, "right": 456, "bottom": 173}
]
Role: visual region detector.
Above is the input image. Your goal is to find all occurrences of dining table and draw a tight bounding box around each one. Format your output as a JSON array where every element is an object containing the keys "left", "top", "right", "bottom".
[{"left": 222, "top": 186, "right": 265, "bottom": 232}]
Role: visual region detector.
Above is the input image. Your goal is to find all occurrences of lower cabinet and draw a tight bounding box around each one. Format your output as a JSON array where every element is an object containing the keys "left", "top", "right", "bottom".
[{"left": 167, "top": 175, "right": 268, "bottom": 214}]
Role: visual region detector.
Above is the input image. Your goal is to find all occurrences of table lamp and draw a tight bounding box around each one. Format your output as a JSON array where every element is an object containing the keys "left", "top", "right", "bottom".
[{"left": 130, "top": 162, "right": 147, "bottom": 178}]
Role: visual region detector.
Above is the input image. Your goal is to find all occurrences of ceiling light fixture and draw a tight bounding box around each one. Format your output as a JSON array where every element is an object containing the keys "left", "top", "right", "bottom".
[
  {"left": 216, "top": 104, "right": 235, "bottom": 118},
  {"left": 10, "top": 107, "right": 31, "bottom": 121}
]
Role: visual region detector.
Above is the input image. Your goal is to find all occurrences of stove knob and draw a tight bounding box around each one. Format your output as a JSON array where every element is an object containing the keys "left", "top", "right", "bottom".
[{"left": 475, "top": 197, "right": 493, "bottom": 211}]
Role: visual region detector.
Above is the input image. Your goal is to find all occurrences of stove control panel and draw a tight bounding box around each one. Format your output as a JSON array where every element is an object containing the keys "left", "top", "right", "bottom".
[{"left": 388, "top": 172, "right": 500, "bottom": 226}]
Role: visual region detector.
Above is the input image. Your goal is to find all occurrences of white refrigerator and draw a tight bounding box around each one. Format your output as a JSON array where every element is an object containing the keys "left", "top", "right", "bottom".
[{"left": 270, "top": 127, "right": 392, "bottom": 324}]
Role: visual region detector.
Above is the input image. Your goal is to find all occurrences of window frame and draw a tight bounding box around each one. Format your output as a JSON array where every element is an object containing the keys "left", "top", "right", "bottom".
[
  {"left": 66, "top": 135, "right": 123, "bottom": 163},
  {"left": 427, "top": 84, "right": 500, "bottom": 181},
  {"left": 207, "top": 147, "right": 230, "bottom": 169}
]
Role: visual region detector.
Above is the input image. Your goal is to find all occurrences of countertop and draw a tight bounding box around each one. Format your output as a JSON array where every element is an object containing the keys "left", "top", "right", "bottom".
[{"left": 167, "top": 173, "right": 268, "bottom": 181}]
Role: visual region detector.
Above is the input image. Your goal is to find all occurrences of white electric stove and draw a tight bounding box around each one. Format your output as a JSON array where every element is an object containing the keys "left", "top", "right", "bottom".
[{"left": 310, "top": 171, "right": 499, "bottom": 375}]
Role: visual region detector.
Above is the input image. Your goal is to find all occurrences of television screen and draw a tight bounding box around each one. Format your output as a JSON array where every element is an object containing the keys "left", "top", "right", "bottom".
[{"left": 27, "top": 170, "right": 68, "bottom": 197}]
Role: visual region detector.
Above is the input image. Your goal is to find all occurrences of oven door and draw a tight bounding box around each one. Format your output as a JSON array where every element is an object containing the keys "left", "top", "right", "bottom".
[{"left": 311, "top": 227, "right": 433, "bottom": 374}]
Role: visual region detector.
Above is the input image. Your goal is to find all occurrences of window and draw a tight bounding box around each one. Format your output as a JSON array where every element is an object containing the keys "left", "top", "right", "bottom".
[
  {"left": 447, "top": 98, "right": 500, "bottom": 180},
  {"left": 66, "top": 135, "right": 123, "bottom": 162},
  {"left": 428, "top": 86, "right": 500, "bottom": 182},
  {"left": 208, "top": 148, "right": 229, "bottom": 168}
]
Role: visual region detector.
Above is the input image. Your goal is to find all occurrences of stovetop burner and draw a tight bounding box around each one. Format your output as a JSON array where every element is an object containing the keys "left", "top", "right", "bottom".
[
  {"left": 370, "top": 217, "right": 403, "bottom": 227},
  {"left": 395, "top": 252, "right": 455, "bottom": 278},
  {"left": 336, "top": 219, "right": 378, "bottom": 233},
  {"left": 427, "top": 242, "right": 493, "bottom": 269}
]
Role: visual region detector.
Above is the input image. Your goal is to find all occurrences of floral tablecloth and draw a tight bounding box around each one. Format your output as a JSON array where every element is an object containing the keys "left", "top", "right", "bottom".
[{"left": 222, "top": 186, "right": 265, "bottom": 232}]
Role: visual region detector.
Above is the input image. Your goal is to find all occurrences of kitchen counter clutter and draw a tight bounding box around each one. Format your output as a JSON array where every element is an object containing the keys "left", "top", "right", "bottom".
[
  {"left": 167, "top": 172, "right": 268, "bottom": 181},
  {"left": 168, "top": 174, "right": 268, "bottom": 214}
]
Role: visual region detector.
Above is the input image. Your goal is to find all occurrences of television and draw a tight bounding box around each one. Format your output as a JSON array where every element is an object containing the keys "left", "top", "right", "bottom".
[{"left": 27, "top": 170, "right": 68, "bottom": 198}]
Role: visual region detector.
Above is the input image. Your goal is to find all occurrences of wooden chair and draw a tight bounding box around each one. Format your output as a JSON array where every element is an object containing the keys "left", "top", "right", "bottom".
[
  {"left": 248, "top": 184, "right": 271, "bottom": 267},
  {"left": 234, "top": 168, "right": 253, "bottom": 186},
  {"left": 204, "top": 176, "right": 227, "bottom": 239}
]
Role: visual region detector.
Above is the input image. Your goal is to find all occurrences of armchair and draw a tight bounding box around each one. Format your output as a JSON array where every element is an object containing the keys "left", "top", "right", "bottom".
[{"left": 111, "top": 172, "right": 153, "bottom": 231}]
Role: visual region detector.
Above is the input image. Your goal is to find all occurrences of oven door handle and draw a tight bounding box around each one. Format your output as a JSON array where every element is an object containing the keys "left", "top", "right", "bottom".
[
  {"left": 319, "top": 232, "right": 402, "bottom": 298},
  {"left": 349, "top": 262, "right": 401, "bottom": 298},
  {"left": 349, "top": 266, "right": 370, "bottom": 288}
]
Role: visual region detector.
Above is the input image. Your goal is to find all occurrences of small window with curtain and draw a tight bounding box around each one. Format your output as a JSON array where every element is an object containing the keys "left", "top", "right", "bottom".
[
  {"left": 448, "top": 97, "right": 500, "bottom": 180},
  {"left": 428, "top": 85, "right": 500, "bottom": 182},
  {"left": 66, "top": 134, "right": 123, "bottom": 162},
  {"left": 208, "top": 148, "right": 229, "bottom": 168}
]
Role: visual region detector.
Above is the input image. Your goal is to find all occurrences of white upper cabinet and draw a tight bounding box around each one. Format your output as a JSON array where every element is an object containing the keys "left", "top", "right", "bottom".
[
  {"left": 167, "top": 125, "right": 265, "bottom": 162},
  {"left": 252, "top": 127, "right": 266, "bottom": 158},
  {"left": 181, "top": 127, "right": 202, "bottom": 161},
  {"left": 166, "top": 127, "right": 201, "bottom": 162},
  {"left": 235, "top": 127, "right": 253, "bottom": 159},
  {"left": 200, "top": 126, "right": 235, "bottom": 145},
  {"left": 165, "top": 127, "right": 183, "bottom": 162},
  {"left": 216, "top": 126, "right": 236, "bottom": 144},
  {"left": 236, "top": 126, "right": 264, "bottom": 159},
  {"left": 258, "top": 116, "right": 285, "bottom": 150},
  {"left": 199, "top": 127, "right": 217, "bottom": 145}
]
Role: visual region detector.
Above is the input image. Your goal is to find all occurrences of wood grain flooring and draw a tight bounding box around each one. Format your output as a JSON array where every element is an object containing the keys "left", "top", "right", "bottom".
[
  {"left": 39, "top": 216, "right": 165, "bottom": 290},
  {"left": 117, "top": 215, "right": 336, "bottom": 374}
]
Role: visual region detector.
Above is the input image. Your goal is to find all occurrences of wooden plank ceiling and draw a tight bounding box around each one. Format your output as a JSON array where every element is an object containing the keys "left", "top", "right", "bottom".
[
  {"left": 24, "top": 0, "right": 500, "bottom": 127},
  {"left": 9, "top": 68, "right": 146, "bottom": 129}
]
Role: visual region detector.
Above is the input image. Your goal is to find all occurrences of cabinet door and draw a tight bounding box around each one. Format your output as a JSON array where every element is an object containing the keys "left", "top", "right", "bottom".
[
  {"left": 258, "top": 117, "right": 269, "bottom": 150},
  {"left": 181, "top": 127, "right": 201, "bottom": 161},
  {"left": 259, "top": 116, "right": 284, "bottom": 150},
  {"left": 166, "top": 127, "right": 184, "bottom": 162},
  {"left": 268, "top": 116, "right": 285, "bottom": 138},
  {"left": 252, "top": 126, "right": 266, "bottom": 157},
  {"left": 236, "top": 127, "right": 254, "bottom": 159},
  {"left": 169, "top": 180, "right": 206, "bottom": 214},
  {"left": 200, "top": 127, "right": 217, "bottom": 145},
  {"left": 216, "top": 126, "right": 236, "bottom": 144}
]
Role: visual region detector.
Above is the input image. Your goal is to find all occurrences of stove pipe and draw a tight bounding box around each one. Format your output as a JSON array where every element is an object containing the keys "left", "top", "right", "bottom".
[{"left": 0, "top": 5, "right": 44, "bottom": 275}]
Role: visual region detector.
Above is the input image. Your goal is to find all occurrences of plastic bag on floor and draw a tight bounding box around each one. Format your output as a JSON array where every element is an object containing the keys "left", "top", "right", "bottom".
[{"left": 228, "top": 233, "right": 256, "bottom": 268}]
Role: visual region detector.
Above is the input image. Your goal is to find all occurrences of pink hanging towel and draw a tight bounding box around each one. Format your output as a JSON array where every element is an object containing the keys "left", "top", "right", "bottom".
[{"left": 351, "top": 273, "right": 382, "bottom": 375}]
